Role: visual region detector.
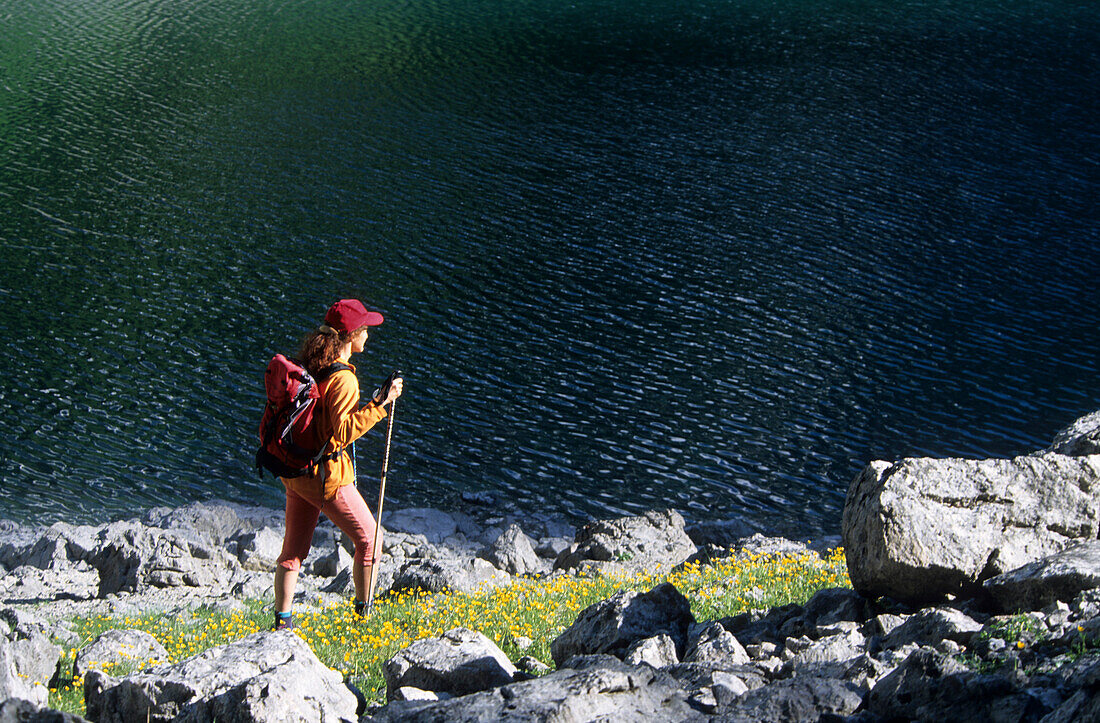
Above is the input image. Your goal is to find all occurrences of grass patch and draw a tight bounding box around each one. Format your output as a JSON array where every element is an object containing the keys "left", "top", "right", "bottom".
[
  {"left": 48, "top": 547, "right": 849, "bottom": 715},
  {"left": 977, "top": 614, "right": 1047, "bottom": 647}
]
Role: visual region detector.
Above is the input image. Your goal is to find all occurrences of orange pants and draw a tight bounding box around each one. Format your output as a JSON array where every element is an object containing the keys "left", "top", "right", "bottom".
[{"left": 276, "top": 483, "right": 376, "bottom": 571}]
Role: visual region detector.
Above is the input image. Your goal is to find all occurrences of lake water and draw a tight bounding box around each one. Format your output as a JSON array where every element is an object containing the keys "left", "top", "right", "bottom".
[{"left": 1, "top": 0, "right": 1098, "bottom": 536}]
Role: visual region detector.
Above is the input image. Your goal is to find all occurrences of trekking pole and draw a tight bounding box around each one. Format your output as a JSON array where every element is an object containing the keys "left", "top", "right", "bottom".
[{"left": 364, "top": 392, "right": 397, "bottom": 615}]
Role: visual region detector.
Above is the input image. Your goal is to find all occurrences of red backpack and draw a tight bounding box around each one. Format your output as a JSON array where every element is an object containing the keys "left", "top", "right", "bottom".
[{"left": 255, "top": 355, "right": 351, "bottom": 479}]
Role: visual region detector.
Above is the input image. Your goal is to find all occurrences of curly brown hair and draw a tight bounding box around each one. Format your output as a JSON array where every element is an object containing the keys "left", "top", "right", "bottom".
[{"left": 298, "top": 326, "right": 364, "bottom": 377}]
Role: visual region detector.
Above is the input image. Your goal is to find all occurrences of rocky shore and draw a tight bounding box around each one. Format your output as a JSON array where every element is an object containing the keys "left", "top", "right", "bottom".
[{"left": 1, "top": 411, "right": 1099, "bottom": 721}]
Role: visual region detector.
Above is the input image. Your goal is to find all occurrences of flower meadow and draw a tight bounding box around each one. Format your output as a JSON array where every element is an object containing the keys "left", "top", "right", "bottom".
[{"left": 47, "top": 547, "right": 849, "bottom": 715}]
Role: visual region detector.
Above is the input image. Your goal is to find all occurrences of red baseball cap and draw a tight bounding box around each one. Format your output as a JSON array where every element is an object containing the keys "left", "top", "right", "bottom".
[{"left": 324, "top": 299, "right": 384, "bottom": 334}]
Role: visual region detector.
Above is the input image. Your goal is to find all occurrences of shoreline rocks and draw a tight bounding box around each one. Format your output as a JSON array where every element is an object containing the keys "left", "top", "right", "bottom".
[
  {"left": 2, "top": 408, "right": 1099, "bottom": 721},
  {"left": 842, "top": 453, "right": 1100, "bottom": 604}
]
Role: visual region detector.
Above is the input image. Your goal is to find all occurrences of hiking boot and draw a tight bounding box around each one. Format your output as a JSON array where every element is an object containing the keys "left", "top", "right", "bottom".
[{"left": 273, "top": 613, "right": 294, "bottom": 631}]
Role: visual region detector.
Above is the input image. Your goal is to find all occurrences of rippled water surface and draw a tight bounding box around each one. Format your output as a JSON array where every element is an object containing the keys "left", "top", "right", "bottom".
[{"left": 1, "top": 0, "right": 1098, "bottom": 535}]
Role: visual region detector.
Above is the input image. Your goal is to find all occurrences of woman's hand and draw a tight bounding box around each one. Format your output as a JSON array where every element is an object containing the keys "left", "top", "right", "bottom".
[{"left": 383, "top": 377, "right": 403, "bottom": 406}]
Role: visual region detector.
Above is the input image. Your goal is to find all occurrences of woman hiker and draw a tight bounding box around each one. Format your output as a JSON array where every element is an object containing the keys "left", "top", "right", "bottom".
[{"left": 273, "top": 299, "right": 403, "bottom": 631}]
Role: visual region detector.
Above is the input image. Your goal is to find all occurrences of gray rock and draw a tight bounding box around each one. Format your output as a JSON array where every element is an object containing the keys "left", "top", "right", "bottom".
[
  {"left": 88, "top": 521, "right": 241, "bottom": 596},
  {"left": 517, "top": 656, "right": 551, "bottom": 674},
  {"left": 685, "top": 517, "right": 757, "bottom": 549},
  {"left": 800, "top": 587, "right": 873, "bottom": 627},
  {"left": 371, "top": 656, "right": 707, "bottom": 722},
  {"left": 881, "top": 607, "right": 983, "bottom": 650},
  {"left": 719, "top": 603, "right": 803, "bottom": 647},
  {"left": 684, "top": 622, "right": 750, "bottom": 666},
  {"left": 713, "top": 676, "right": 864, "bottom": 722},
  {"left": 665, "top": 661, "right": 766, "bottom": 691},
  {"left": 382, "top": 627, "right": 517, "bottom": 701},
  {"left": 0, "top": 608, "right": 69, "bottom": 644},
  {"left": 783, "top": 627, "right": 867, "bottom": 674},
  {"left": 231, "top": 570, "right": 275, "bottom": 599},
  {"left": 390, "top": 686, "right": 445, "bottom": 702},
  {"left": 142, "top": 501, "right": 282, "bottom": 548},
  {"left": 0, "top": 621, "right": 61, "bottom": 708},
  {"left": 15, "top": 522, "right": 98, "bottom": 570},
  {"left": 390, "top": 556, "right": 510, "bottom": 595},
  {"left": 308, "top": 541, "right": 352, "bottom": 579},
  {"left": 84, "top": 631, "right": 357, "bottom": 723},
  {"left": 1048, "top": 411, "right": 1100, "bottom": 456},
  {"left": 384, "top": 508, "right": 458, "bottom": 545},
  {"left": 0, "top": 522, "right": 101, "bottom": 602},
  {"left": 234, "top": 527, "right": 285, "bottom": 572},
  {"left": 1043, "top": 687, "right": 1100, "bottom": 723},
  {"left": 983, "top": 540, "right": 1100, "bottom": 613},
  {"left": 1073, "top": 589, "right": 1100, "bottom": 620},
  {"left": 550, "top": 582, "right": 694, "bottom": 666},
  {"left": 731, "top": 534, "right": 815, "bottom": 559},
  {"left": 554, "top": 509, "right": 698, "bottom": 574},
  {"left": 623, "top": 634, "right": 680, "bottom": 668},
  {"left": 0, "top": 562, "right": 99, "bottom": 603},
  {"left": 862, "top": 648, "right": 1050, "bottom": 721},
  {"left": 484, "top": 524, "right": 548, "bottom": 577},
  {"left": 74, "top": 629, "right": 170, "bottom": 678},
  {"left": 381, "top": 531, "right": 431, "bottom": 560},
  {"left": 867, "top": 612, "right": 907, "bottom": 637},
  {"left": 534, "top": 537, "right": 571, "bottom": 560},
  {"left": 664, "top": 662, "right": 759, "bottom": 714},
  {"left": 0, "top": 698, "right": 90, "bottom": 722},
  {"left": 842, "top": 453, "right": 1100, "bottom": 603}
]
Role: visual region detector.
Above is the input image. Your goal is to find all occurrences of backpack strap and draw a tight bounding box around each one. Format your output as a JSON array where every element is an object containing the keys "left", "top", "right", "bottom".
[
  {"left": 315, "top": 361, "right": 353, "bottom": 383},
  {"left": 311, "top": 361, "right": 356, "bottom": 488}
]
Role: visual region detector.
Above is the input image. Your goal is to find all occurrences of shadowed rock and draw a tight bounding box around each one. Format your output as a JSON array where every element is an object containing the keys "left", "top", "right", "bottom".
[
  {"left": 550, "top": 582, "right": 694, "bottom": 666},
  {"left": 984, "top": 540, "right": 1100, "bottom": 613},
  {"left": 555, "top": 509, "right": 698, "bottom": 575},
  {"left": 372, "top": 656, "right": 707, "bottom": 722},
  {"left": 382, "top": 627, "right": 518, "bottom": 702}
]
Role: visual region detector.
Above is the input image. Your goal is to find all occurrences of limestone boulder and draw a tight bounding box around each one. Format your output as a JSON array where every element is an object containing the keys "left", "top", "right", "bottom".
[
  {"left": 0, "top": 617, "right": 62, "bottom": 708},
  {"left": 712, "top": 676, "right": 864, "bottom": 722},
  {"left": 74, "top": 629, "right": 170, "bottom": 678},
  {"left": 550, "top": 582, "right": 694, "bottom": 666},
  {"left": 861, "top": 648, "right": 1047, "bottom": 722},
  {"left": 0, "top": 698, "right": 90, "bottom": 722},
  {"left": 623, "top": 634, "right": 679, "bottom": 668},
  {"left": 88, "top": 521, "right": 241, "bottom": 596},
  {"left": 1048, "top": 410, "right": 1100, "bottom": 456},
  {"left": 382, "top": 627, "right": 517, "bottom": 701},
  {"left": 983, "top": 540, "right": 1100, "bottom": 613},
  {"left": 881, "top": 607, "right": 983, "bottom": 650},
  {"left": 142, "top": 501, "right": 282, "bottom": 548},
  {"left": 842, "top": 453, "right": 1100, "bottom": 603},
  {"left": 683, "top": 622, "right": 750, "bottom": 666},
  {"left": 390, "top": 556, "right": 509, "bottom": 595},
  {"left": 233, "top": 527, "right": 285, "bottom": 572},
  {"left": 84, "top": 631, "right": 357, "bottom": 723},
  {"left": 554, "top": 509, "right": 698, "bottom": 574},
  {"left": 383, "top": 508, "right": 459, "bottom": 545},
  {"left": 372, "top": 656, "right": 706, "bottom": 722},
  {"left": 483, "top": 524, "right": 549, "bottom": 577}
]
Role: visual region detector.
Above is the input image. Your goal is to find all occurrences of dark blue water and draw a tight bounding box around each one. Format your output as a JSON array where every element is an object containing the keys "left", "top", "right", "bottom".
[{"left": 1, "top": 0, "right": 1098, "bottom": 536}]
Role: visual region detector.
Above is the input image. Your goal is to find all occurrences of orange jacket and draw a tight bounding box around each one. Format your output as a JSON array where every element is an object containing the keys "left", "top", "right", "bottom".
[{"left": 282, "top": 362, "right": 386, "bottom": 502}]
